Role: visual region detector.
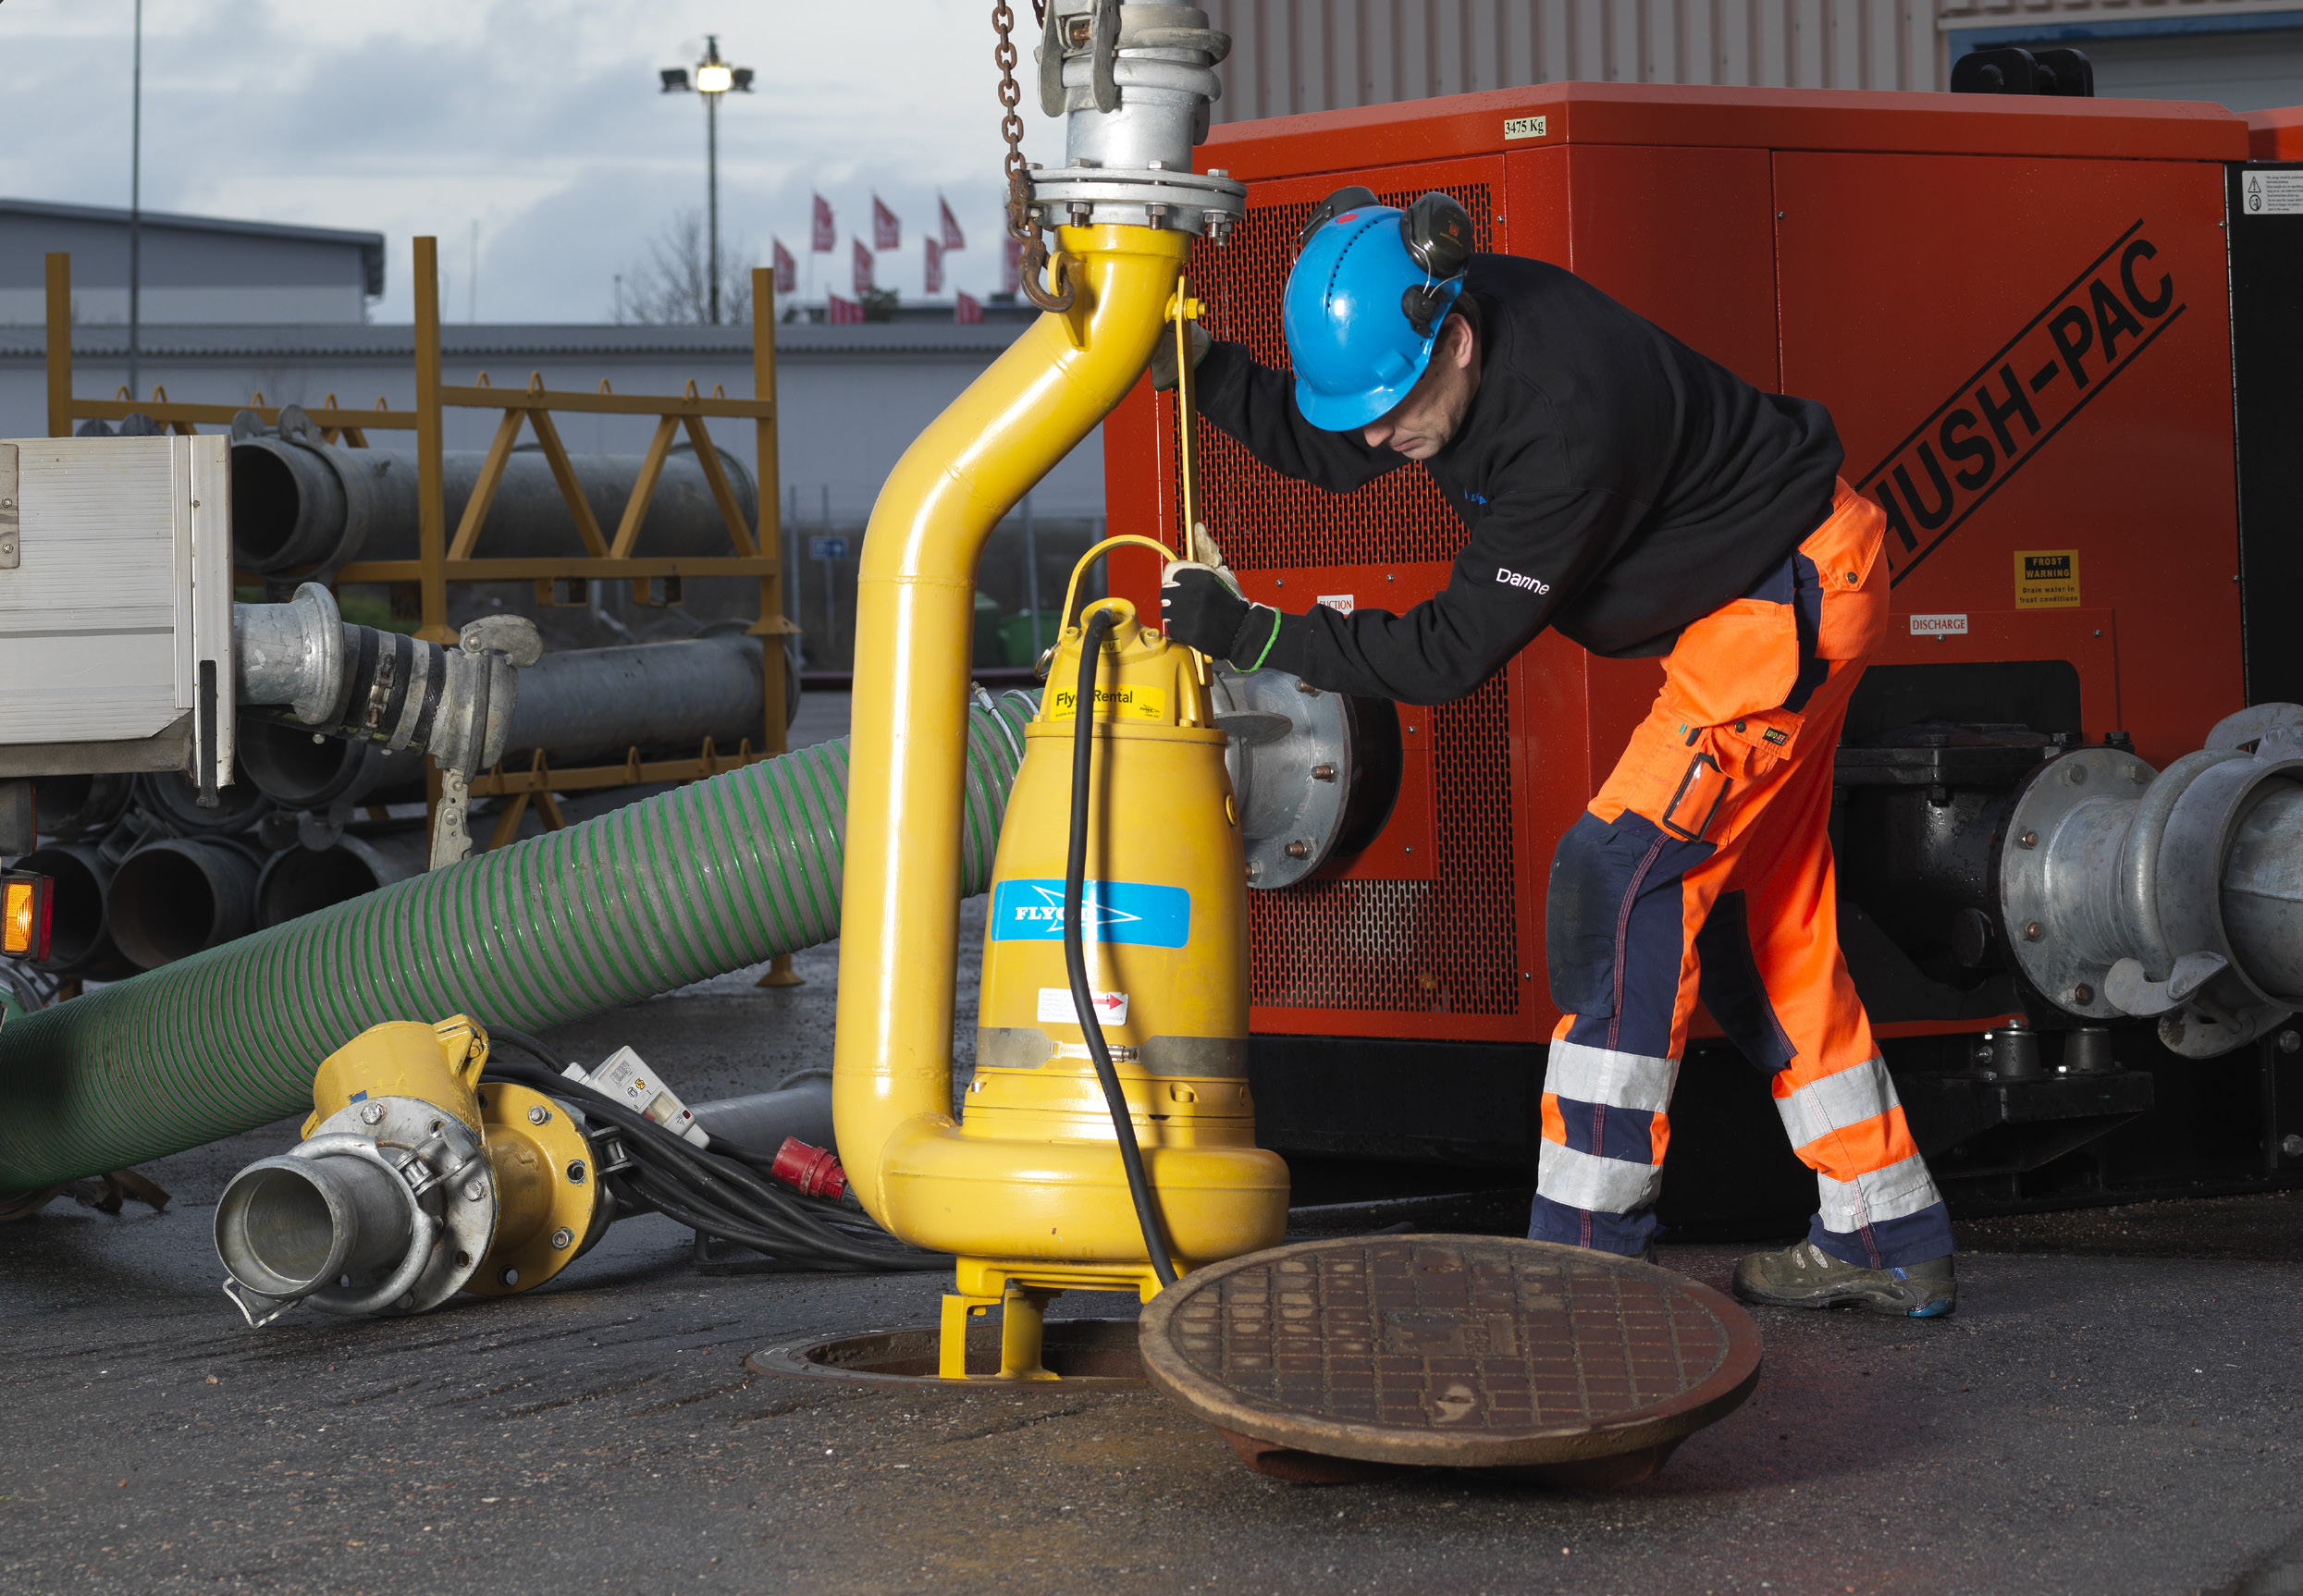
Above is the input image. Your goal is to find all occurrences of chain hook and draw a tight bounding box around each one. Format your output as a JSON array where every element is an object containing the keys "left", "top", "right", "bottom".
[{"left": 993, "top": 0, "right": 1078, "bottom": 313}]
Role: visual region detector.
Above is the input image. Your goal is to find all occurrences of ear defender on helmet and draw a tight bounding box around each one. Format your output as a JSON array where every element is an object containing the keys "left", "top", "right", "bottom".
[{"left": 1398, "top": 191, "right": 1473, "bottom": 337}]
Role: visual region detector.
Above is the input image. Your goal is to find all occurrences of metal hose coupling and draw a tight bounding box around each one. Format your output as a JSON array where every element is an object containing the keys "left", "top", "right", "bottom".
[
  {"left": 2001, "top": 704, "right": 2303, "bottom": 1057},
  {"left": 214, "top": 1016, "right": 607, "bottom": 1328},
  {"left": 233, "top": 582, "right": 540, "bottom": 769},
  {"left": 1025, "top": 3, "right": 1244, "bottom": 241}
]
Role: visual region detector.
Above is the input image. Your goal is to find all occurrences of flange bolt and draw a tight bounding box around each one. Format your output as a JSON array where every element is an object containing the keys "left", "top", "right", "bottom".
[
  {"left": 2282, "top": 1031, "right": 2301, "bottom": 1055},
  {"left": 2018, "top": 829, "right": 2038, "bottom": 849},
  {"left": 567, "top": 1160, "right": 587, "bottom": 1184},
  {"left": 550, "top": 1228, "right": 573, "bottom": 1250},
  {"left": 462, "top": 1179, "right": 486, "bottom": 1202},
  {"left": 499, "top": 1267, "right": 520, "bottom": 1286},
  {"left": 1285, "top": 840, "right": 1311, "bottom": 859},
  {"left": 2285, "top": 1134, "right": 2303, "bottom": 1159},
  {"left": 360, "top": 1101, "right": 386, "bottom": 1125},
  {"left": 528, "top": 1105, "right": 551, "bottom": 1125},
  {"left": 2023, "top": 922, "right": 2042, "bottom": 941},
  {"left": 2073, "top": 984, "right": 2094, "bottom": 1004},
  {"left": 1312, "top": 763, "right": 1336, "bottom": 781}
]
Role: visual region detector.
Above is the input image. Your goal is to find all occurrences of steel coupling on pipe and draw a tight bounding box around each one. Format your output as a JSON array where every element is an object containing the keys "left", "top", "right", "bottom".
[{"left": 2001, "top": 703, "right": 2303, "bottom": 1057}]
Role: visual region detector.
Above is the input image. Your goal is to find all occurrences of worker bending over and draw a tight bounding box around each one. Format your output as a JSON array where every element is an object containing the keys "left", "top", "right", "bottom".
[{"left": 1154, "top": 189, "right": 1955, "bottom": 1317}]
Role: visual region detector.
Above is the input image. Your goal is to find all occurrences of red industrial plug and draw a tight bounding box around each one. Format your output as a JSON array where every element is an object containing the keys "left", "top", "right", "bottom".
[{"left": 770, "top": 1138, "right": 849, "bottom": 1201}]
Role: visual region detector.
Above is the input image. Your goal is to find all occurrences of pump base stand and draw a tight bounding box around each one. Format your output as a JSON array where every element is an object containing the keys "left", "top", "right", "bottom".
[
  {"left": 1138, "top": 1235, "right": 1762, "bottom": 1486},
  {"left": 940, "top": 1258, "right": 1164, "bottom": 1381}
]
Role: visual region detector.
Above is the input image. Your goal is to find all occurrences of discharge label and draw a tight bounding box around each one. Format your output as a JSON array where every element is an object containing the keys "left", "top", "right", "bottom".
[
  {"left": 2014, "top": 548, "right": 2082, "bottom": 608},
  {"left": 1858, "top": 220, "right": 2182, "bottom": 587},
  {"left": 1046, "top": 682, "right": 1166, "bottom": 722},
  {"left": 1038, "top": 987, "right": 1129, "bottom": 1025},
  {"left": 1909, "top": 613, "right": 1969, "bottom": 637},
  {"left": 991, "top": 879, "right": 1191, "bottom": 948},
  {"left": 2241, "top": 170, "right": 2303, "bottom": 215}
]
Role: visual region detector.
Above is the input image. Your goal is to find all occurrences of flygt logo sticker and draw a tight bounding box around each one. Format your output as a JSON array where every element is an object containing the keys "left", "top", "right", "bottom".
[
  {"left": 1496, "top": 567, "right": 1551, "bottom": 593},
  {"left": 990, "top": 879, "right": 1191, "bottom": 949},
  {"left": 1860, "top": 220, "right": 2183, "bottom": 586}
]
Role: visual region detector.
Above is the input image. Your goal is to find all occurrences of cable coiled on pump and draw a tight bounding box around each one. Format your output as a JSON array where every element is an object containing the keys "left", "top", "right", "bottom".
[{"left": 478, "top": 1025, "right": 947, "bottom": 1274}]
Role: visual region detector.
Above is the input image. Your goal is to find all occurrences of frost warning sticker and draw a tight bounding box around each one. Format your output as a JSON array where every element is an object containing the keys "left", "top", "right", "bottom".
[
  {"left": 1860, "top": 220, "right": 2183, "bottom": 587},
  {"left": 1038, "top": 987, "right": 1129, "bottom": 1026},
  {"left": 2240, "top": 169, "right": 2303, "bottom": 215},
  {"left": 991, "top": 878, "right": 1192, "bottom": 948},
  {"left": 2014, "top": 549, "right": 2081, "bottom": 608}
]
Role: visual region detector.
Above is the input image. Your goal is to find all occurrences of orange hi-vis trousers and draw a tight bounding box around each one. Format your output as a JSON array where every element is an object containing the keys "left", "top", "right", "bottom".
[{"left": 1530, "top": 481, "right": 1952, "bottom": 1268}]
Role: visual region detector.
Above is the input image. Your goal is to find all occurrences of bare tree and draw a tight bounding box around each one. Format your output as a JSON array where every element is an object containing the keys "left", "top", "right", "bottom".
[{"left": 618, "top": 210, "right": 755, "bottom": 325}]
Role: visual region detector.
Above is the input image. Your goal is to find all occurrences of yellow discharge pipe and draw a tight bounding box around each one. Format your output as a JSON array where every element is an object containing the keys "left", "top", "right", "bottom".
[{"left": 834, "top": 225, "right": 1191, "bottom": 1232}]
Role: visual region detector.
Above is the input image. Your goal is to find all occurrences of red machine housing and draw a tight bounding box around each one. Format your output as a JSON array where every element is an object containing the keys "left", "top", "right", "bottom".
[{"left": 1107, "top": 83, "right": 2249, "bottom": 1057}]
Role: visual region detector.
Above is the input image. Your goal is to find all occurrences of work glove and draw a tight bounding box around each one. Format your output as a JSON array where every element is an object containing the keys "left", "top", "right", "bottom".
[
  {"left": 1146, "top": 322, "right": 1213, "bottom": 392},
  {"left": 1163, "top": 559, "right": 1277, "bottom": 667}
]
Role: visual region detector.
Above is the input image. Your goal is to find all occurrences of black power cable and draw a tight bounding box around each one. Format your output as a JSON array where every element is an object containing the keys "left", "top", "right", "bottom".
[
  {"left": 478, "top": 1024, "right": 946, "bottom": 1274},
  {"left": 1064, "top": 607, "right": 1179, "bottom": 1288}
]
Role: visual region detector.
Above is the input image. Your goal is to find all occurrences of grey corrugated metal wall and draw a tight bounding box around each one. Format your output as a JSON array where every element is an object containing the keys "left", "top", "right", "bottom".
[{"left": 1202, "top": 0, "right": 1948, "bottom": 121}]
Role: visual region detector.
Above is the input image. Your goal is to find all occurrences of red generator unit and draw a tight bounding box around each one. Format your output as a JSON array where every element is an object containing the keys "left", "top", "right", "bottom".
[{"left": 1104, "top": 82, "right": 2303, "bottom": 1231}]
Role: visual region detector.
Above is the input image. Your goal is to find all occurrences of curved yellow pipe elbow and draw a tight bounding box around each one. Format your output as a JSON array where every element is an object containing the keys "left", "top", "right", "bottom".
[{"left": 832, "top": 226, "right": 1190, "bottom": 1233}]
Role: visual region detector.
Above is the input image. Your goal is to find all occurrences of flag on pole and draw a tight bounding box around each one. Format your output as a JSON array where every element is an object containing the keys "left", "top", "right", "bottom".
[
  {"left": 939, "top": 196, "right": 966, "bottom": 251},
  {"left": 827, "top": 294, "right": 866, "bottom": 325},
  {"left": 954, "top": 290, "right": 983, "bottom": 325},
  {"left": 923, "top": 238, "right": 944, "bottom": 295},
  {"left": 852, "top": 239, "right": 874, "bottom": 298},
  {"left": 1002, "top": 235, "right": 1023, "bottom": 297},
  {"left": 810, "top": 194, "right": 835, "bottom": 253},
  {"left": 771, "top": 239, "right": 797, "bottom": 295},
  {"left": 872, "top": 195, "right": 901, "bottom": 252}
]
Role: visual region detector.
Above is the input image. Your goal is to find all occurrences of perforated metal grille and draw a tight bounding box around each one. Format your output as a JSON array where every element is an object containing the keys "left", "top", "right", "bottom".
[
  {"left": 1181, "top": 184, "right": 1519, "bottom": 1019},
  {"left": 1185, "top": 185, "right": 1493, "bottom": 572}
]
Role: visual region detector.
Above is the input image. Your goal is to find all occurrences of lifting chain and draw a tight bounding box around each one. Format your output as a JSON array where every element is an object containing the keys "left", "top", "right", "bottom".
[{"left": 993, "top": 0, "right": 1076, "bottom": 313}]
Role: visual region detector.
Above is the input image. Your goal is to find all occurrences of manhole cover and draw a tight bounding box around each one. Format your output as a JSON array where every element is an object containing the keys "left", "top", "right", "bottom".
[{"left": 1139, "top": 1235, "right": 1761, "bottom": 1480}]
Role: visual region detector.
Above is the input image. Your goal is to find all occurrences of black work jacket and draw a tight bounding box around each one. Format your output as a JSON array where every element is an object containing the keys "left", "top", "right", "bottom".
[{"left": 1193, "top": 252, "right": 1844, "bottom": 704}]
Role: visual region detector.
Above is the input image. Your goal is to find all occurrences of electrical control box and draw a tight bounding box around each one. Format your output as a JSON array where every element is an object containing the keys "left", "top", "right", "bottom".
[{"left": 0, "top": 435, "right": 235, "bottom": 786}]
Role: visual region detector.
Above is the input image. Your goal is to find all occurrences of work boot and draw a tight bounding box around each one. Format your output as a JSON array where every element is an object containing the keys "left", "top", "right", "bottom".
[{"left": 1730, "top": 1240, "right": 1955, "bottom": 1318}]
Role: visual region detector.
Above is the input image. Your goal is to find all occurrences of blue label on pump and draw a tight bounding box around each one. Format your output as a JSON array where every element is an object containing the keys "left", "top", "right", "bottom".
[{"left": 990, "top": 879, "right": 1192, "bottom": 948}]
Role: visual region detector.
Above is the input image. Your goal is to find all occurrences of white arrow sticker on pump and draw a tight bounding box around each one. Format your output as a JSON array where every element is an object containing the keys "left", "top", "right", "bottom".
[{"left": 1038, "top": 987, "right": 1129, "bottom": 1026}]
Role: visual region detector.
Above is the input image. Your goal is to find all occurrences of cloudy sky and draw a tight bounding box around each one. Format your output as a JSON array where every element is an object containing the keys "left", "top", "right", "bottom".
[{"left": 0, "top": 0, "right": 1073, "bottom": 322}]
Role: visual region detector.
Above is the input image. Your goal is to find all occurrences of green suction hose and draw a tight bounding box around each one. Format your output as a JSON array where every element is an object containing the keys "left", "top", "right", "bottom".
[{"left": 0, "top": 690, "right": 1037, "bottom": 1192}]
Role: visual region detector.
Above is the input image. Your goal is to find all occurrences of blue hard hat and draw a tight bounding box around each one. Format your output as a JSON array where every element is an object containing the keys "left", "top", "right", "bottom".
[{"left": 1284, "top": 203, "right": 1466, "bottom": 433}]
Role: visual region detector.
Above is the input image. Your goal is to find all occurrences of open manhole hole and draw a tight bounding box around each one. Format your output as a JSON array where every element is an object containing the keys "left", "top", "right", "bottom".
[
  {"left": 748, "top": 1317, "right": 1145, "bottom": 1389},
  {"left": 1139, "top": 1235, "right": 1762, "bottom": 1485}
]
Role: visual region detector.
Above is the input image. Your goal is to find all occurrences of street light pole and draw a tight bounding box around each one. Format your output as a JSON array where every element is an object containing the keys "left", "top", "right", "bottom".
[
  {"left": 128, "top": 0, "right": 142, "bottom": 401},
  {"left": 660, "top": 35, "right": 751, "bottom": 326},
  {"left": 707, "top": 82, "right": 719, "bottom": 324}
]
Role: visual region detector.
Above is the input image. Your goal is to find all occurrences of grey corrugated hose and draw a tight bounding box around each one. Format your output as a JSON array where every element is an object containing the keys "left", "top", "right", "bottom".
[{"left": 0, "top": 692, "right": 1037, "bottom": 1192}]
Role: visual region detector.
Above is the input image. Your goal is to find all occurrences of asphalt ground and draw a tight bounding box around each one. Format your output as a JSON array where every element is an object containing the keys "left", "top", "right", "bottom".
[{"left": 6, "top": 690, "right": 2303, "bottom": 1595}]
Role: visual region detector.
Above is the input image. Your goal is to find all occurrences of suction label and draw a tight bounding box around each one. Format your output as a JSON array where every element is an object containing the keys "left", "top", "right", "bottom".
[
  {"left": 991, "top": 878, "right": 1191, "bottom": 948},
  {"left": 1046, "top": 682, "right": 1167, "bottom": 722}
]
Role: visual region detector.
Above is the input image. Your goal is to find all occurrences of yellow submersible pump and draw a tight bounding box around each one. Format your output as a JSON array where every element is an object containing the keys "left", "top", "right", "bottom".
[{"left": 830, "top": 3, "right": 1285, "bottom": 1380}]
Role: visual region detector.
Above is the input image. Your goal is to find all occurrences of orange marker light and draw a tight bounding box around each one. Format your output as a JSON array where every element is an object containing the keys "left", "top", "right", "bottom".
[{"left": 2, "top": 872, "right": 52, "bottom": 962}]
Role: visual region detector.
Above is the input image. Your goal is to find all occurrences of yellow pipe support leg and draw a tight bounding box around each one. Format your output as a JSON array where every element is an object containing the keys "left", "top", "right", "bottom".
[
  {"left": 833, "top": 225, "right": 1187, "bottom": 1229},
  {"left": 998, "top": 1286, "right": 1059, "bottom": 1381}
]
